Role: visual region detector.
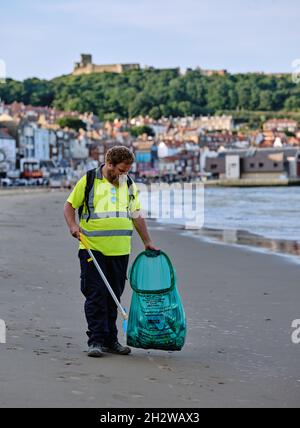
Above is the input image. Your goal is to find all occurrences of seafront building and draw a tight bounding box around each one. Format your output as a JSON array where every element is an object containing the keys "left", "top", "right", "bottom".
[
  {"left": 204, "top": 148, "right": 300, "bottom": 181},
  {"left": 0, "top": 128, "right": 16, "bottom": 178}
]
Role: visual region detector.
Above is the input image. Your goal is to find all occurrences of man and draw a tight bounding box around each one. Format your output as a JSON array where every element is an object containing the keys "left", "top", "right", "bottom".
[{"left": 64, "top": 146, "right": 158, "bottom": 358}]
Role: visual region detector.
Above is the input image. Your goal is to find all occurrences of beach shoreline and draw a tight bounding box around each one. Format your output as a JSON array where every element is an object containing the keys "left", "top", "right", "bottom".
[
  {"left": 1, "top": 185, "right": 300, "bottom": 263},
  {"left": 183, "top": 225, "right": 300, "bottom": 264},
  {"left": 1, "top": 186, "right": 300, "bottom": 262},
  {"left": 0, "top": 191, "right": 300, "bottom": 408},
  {"left": 147, "top": 218, "right": 300, "bottom": 265}
]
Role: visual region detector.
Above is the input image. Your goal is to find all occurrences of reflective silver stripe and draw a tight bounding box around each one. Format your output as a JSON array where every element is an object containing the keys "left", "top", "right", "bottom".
[
  {"left": 81, "top": 229, "right": 133, "bottom": 237},
  {"left": 88, "top": 180, "right": 95, "bottom": 213},
  {"left": 81, "top": 211, "right": 130, "bottom": 220}
]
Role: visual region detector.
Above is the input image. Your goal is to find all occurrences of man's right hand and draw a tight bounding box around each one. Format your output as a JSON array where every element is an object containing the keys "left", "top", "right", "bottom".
[{"left": 70, "top": 224, "right": 81, "bottom": 240}]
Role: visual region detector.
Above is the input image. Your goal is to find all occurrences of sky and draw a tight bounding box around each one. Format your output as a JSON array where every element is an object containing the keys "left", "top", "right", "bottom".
[{"left": 1, "top": 0, "right": 300, "bottom": 81}]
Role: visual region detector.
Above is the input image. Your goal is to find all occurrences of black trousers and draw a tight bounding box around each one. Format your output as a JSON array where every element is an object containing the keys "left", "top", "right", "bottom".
[{"left": 78, "top": 249, "right": 129, "bottom": 347}]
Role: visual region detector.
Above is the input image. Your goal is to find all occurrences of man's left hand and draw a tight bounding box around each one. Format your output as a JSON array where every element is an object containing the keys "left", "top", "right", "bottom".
[{"left": 145, "top": 241, "right": 160, "bottom": 251}]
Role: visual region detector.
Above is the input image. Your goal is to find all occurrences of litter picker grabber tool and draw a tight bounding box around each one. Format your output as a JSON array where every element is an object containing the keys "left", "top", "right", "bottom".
[{"left": 80, "top": 234, "right": 129, "bottom": 328}]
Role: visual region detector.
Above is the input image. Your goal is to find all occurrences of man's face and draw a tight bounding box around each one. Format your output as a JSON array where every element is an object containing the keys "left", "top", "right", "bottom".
[{"left": 106, "top": 162, "right": 132, "bottom": 185}]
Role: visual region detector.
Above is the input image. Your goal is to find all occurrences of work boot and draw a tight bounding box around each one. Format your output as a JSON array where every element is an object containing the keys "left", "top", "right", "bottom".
[
  {"left": 102, "top": 341, "right": 131, "bottom": 355},
  {"left": 87, "top": 344, "right": 103, "bottom": 358}
]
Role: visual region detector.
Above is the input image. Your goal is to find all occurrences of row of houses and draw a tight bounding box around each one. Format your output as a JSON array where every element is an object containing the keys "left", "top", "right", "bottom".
[
  {"left": 2, "top": 101, "right": 300, "bottom": 149},
  {"left": 0, "top": 102, "right": 238, "bottom": 179},
  {"left": 263, "top": 119, "right": 299, "bottom": 133},
  {"left": 1, "top": 122, "right": 300, "bottom": 182},
  {"left": 1, "top": 100, "right": 300, "bottom": 184}
]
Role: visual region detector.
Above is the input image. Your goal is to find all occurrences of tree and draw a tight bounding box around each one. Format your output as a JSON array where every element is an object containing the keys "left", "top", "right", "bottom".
[
  {"left": 258, "top": 90, "right": 274, "bottom": 110},
  {"left": 130, "top": 126, "right": 155, "bottom": 138},
  {"left": 1, "top": 70, "right": 299, "bottom": 121},
  {"left": 22, "top": 78, "right": 54, "bottom": 106},
  {"left": 149, "top": 106, "right": 162, "bottom": 120},
  {"left": 284, "top": 96, "right": 300, "bottom": 111},
  {"left": 128, "top": 93, "right": 153, "bottom": 118},
  {"left": 56, "top": 116, "right": 86, "bottom": 131}
]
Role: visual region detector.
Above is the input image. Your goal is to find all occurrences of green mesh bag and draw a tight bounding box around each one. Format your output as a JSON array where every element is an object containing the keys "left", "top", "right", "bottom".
[{"left": 126, "top": 250, "right": 186, "bottom": 351}]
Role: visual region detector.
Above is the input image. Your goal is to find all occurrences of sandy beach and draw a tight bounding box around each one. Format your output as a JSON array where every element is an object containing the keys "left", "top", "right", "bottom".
[{"left": 0, "top": 190, "right": 300, "bottom": 408}]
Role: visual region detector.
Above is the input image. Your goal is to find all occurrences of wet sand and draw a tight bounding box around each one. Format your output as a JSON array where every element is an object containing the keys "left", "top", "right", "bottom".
[
  {"left": 0, "top": 190, "right": 300, "bottom": 408},
  {"left": 184, "top": 227, "right": 300, "bottom": 261}
]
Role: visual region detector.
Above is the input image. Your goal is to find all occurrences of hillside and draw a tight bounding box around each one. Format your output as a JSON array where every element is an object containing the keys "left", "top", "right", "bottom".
[{"left": 1, "top": 69, "right": 300, "bottom": 123}]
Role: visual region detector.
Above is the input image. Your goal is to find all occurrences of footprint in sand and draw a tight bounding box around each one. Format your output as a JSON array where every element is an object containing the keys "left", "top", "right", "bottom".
[
  {"left": 112, "top": 393, "right": 130, "bottom": 403},
  {"left": 144, "top": 377, "right": 157, "bottom": 382},
  {"left": 92, "top": 375, "right": 111, "bottom": 384},
  {"left": 181, "top": 396, "right": 201, "bottom": 403},
  {"left": 130, "top": 393, "right": 144, "bottom": 399},
  {"left": 158, "top": 365, "right": 175, "bottom": 372},
  {"left": 33, "top": 349, "right": 49, "bottom": 355},
  {"left": 0, "top": 272, "right": 14, "bottom": 279},
  {"left": 64, "top": 360, "right": 82, "bottom": 366},
  {"left": 177, "top": 378, "right": 195, "bottom": 386},
  {"left": 6, "top": 346, "right": 24, "bottom": 351}
]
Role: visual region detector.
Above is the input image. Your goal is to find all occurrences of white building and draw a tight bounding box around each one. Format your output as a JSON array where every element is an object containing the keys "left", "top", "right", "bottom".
[
  {"left": 70, "top": 136, "right": 89, "bottom": 159},
  {"left": 0, "top": 129, "right": 16, "bottom": 174},
  {"left": 150, "top": 123, "right": 168, "bottom": 136},
  {"left": 34, "top": 128, "right": 51, "bottom": 160},
  {"left": 19, "top": 122, "right": 53, "bottom": 160},
  {"left": 0, "top": 100, "right": 5, "bottom": 114},
  {"left": 226, "top": 155, "right": 240, "bottom": 179}
]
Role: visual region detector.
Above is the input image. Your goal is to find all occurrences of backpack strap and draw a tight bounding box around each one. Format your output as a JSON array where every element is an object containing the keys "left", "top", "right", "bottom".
[
  {"left": 127, "top": 174, "right": 135, "bottom": 201},
  {"left": 78, "top": 168, "right": 97, "bottom": 222}
]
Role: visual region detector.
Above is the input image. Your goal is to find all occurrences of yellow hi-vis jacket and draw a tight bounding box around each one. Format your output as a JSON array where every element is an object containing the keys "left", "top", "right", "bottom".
[{"left": 67, "top": 166, "right": 141, "bottom": 256}]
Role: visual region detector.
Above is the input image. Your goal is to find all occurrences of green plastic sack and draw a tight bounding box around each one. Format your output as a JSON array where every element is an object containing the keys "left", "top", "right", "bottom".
[{"left": 126, "top": 250, "right": 186, "bottom": 351}]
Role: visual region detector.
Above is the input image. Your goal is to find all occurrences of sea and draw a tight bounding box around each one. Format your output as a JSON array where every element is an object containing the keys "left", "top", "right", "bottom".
[
  {"left": 139, "top": 185, "right": 300, "bottom": 257},
  {"left": 203, "top": 186, "right": 300, "bottom": 243}
]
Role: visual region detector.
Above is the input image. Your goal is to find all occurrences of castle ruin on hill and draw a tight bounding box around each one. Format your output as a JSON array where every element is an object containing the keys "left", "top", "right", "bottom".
[{"left": 73, "top": 54, "right": 140, "bottom": 75}]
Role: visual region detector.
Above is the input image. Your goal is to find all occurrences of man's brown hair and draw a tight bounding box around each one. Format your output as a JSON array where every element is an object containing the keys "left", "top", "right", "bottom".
[{"left": 105, "top": 146, "right": 135, "bottom": 166}]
